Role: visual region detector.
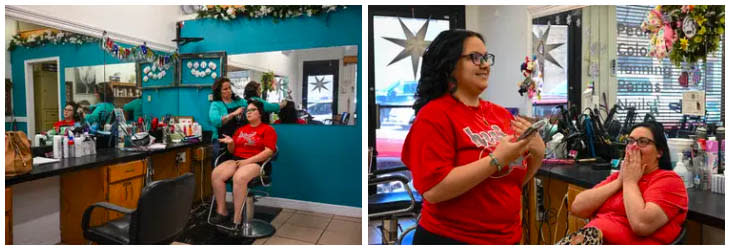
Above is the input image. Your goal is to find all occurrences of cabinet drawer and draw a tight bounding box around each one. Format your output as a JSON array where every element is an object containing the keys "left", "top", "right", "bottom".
[
  {"left": 108, "top": 177, "right": 143, "bottom": 220},
  {"left": 108, "top": 160, "right": 144, "bottom": 183}
]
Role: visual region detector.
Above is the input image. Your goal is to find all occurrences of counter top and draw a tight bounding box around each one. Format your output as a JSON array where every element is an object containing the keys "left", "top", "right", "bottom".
[
  {"left": 538, "top": 163, "right": 724, "bottom": 228},
  {"left": 5, "top": 141, "right": 205, "bottom": 186}
]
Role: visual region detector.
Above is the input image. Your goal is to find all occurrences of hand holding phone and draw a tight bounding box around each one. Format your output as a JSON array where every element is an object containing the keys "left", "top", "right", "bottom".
[{"left": 517, "top": 119, "right": 547, "bottom": 141}]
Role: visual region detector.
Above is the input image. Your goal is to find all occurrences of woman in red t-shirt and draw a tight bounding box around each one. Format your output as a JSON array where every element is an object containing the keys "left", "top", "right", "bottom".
[
  {"left": 401, "top": 29, "right": 546, "bottom": 244},
  {"left": 210, "top": 100, "right": 278, "bottom": 226},
  {"left": 53, "top": 102, "right": 79, "bottom": 132},
  {"left": 566, "top": 122, "right": 688, "bottom": 244}
]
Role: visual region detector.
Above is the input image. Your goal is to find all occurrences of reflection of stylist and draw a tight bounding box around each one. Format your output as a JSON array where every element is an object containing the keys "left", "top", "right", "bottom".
[
  {"left": 84, "top": 82, "right": 115, "bottom": 125},
  {"left": 243, "top": 81, "right": 287, "bottom": 115},
  {"left": 401, "top": 30, "right": 545, "bottom": 244},
  {"left": 123, "top": 97, "right": 142, "bottom": 121},
  {"left": 209, "top": 77, "right": 246, "bottom": 157}
]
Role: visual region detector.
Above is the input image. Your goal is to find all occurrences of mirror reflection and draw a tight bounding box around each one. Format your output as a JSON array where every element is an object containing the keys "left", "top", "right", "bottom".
[{"left": 226, "top": 45, "right": 358, "bottom": 126}]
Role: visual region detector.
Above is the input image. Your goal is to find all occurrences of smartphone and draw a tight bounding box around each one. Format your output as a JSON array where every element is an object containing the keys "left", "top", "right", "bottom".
[{"left": 517, "top": 119, "right": 547, "bottom": 141}]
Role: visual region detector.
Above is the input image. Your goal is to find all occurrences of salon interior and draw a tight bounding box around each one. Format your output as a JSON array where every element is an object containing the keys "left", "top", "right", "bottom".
[
  {"left": 4, "top": 5, "right": 361, "bottom": 245},
  {"left": 368, "top": 5, "right": 725, "bottom": 245}
]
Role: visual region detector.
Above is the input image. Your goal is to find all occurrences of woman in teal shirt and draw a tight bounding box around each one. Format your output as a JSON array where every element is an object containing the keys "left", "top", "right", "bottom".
[
  {"left": 243, "top": 81, "right": 287, "bottom": 123},
  {"left": 123, "top": 98, "right": 142, "bottom": 121},
  {"left": 84, "top": 82, "right": 116, "bottom": 125}
]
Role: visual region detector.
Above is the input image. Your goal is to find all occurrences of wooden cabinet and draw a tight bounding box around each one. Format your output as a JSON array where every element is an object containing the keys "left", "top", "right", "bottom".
[
  {"left": 566, "top": 184, "right": 588, "bottom": 235},
  {"left": 151, "top": 147, "right": 191, "bottom": 181},
  {"left": 60, "top": 160, "right": 145, "bottom": 244},
  {"left": 6, "top": 187, "right": 12, "bottom": 245},
  {"left": 191, "top": 146, "right": 212, "bottom": 203}
]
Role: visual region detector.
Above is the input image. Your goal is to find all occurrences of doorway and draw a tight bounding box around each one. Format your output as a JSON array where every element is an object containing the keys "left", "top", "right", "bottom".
[
  {"left": 24, "top": 57, "right": 61, "bottom": 136},
  {"left": 302, "top": 60, "right": 339, "bottom": 124}
]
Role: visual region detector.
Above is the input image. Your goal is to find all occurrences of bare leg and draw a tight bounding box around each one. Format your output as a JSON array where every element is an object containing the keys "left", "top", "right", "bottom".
[
  {"left": 211, "top": 160, "right": 238, "bottom": 215},
  {"left": 231, "top": 163, "right": 261, "bottom": 224}
]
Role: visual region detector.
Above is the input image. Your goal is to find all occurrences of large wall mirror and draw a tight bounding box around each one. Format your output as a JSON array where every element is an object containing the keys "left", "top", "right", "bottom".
[
  {"left": 64, "top": 62, "right": 140, "bottom": 118},
  {"left": 226, "top": 45, "right": 358, "bottom": 126}
]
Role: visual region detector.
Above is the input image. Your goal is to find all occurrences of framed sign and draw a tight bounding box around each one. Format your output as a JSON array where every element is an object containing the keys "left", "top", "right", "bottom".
[{"left": 178, "top": 51, "right": 227, "bottom": 87}]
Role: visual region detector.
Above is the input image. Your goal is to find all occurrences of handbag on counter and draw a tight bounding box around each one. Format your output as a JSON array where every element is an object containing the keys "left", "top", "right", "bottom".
[{"left": 5, "top": 131, "right": 33, "bottom": 176}]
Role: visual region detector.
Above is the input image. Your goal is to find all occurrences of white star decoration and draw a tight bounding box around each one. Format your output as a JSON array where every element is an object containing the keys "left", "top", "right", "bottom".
[
  {"left": 383, "top": 17, "right": 432, "bottom": 79},
  {"left": 310, "top": 76, "right": 329, "bottom": 93},
  {"left": 533, "top": 24, "right": 565, "bottom": 71}
]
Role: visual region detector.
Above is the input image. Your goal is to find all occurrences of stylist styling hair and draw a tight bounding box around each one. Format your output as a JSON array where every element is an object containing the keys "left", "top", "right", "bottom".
[
  {"left": 84, "top": 82, "right": 115, "bottom": 125},
  {"left": 401, "top": 29, "right": 545, "bottom": 244},
  {"left": 209, "top": 77, "right": 246, "bottom": 157}
]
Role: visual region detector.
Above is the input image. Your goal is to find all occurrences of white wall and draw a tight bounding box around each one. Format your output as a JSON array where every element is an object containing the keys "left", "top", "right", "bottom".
[
  {"left": 6, "top": 17, "right": 17, "bottom": 81},
  {"left": 11, "top": 5, "right": 181, "bottom": 49},
  {"left": 295, "top": 46, "right": 358, "bottom": 117},
  {"left": 467, "top": 6, "right": 533, "bottom": 114}
]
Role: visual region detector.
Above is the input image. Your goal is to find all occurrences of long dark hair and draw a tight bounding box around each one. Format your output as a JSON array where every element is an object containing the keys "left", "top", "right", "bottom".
[
  {"left": 244, "top": 81, "right": 261, "bottom": 99},
  {"left": 211, "top": 77, "right": 240, "bottom": 101},
  {"left": 413, "top": 29, "right": 484, "bottom": 114},
  {"left": 96, "top": 82, "right": 115, "bottom": 103},
  {"left": 630, "top": 122, "right": 672, "bottom": 170},
  {"left": 246, "top": 98, "right": 270, "bottom": 124},
  {"left": 278, "top": 100, "right": 298, "bottom": 124}
]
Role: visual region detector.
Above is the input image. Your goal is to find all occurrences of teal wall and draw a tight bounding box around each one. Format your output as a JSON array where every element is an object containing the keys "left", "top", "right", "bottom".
[{"left": 170, "top": 6, "right": 362, "bottom": 207}]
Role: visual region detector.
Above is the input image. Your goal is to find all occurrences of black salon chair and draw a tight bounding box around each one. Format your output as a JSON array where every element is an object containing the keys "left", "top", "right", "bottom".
[
  {"left": 207, "top": 148, "right": 278, "bottom": 238},
  {"left": 81, "top": 173, "right": 195, "bottom": 244},
  {"left": 368, "top": 165, "right": 422, "bottom": 245}
]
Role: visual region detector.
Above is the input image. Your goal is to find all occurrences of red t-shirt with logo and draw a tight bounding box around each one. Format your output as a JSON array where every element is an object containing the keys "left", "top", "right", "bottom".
[
  {"left": 585, "top": 170, "right": 688, "bottom": 244},
  {"left": 232, "top": 123, "right": 277, "bottom": 158},
  {"left": 402, "top": 94, "right": 527, "bottom": 244}
]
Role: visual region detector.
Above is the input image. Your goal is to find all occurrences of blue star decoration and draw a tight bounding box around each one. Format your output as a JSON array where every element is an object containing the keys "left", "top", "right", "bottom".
[
  {"left": 310, "top": 76, "right": 329, "bottom": 93},
  {"left": 533, "top": 24, "right": 564, "bottom": 71},
  {"left": 383, "top": 17, "right": 432, "bottom": 79}
]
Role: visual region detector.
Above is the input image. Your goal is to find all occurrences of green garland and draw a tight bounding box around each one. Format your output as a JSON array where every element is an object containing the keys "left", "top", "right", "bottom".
[
  {"left": 8, "top": 30, "right": 99, "bottom": 51},
  {"left": 196, "top": 5, "right": 344, "bottom": 22}
]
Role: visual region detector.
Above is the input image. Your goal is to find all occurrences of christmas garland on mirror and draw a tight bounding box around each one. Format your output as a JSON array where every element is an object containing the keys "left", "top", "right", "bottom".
[
  {"left": 7, "top": 30, "right": 99, "bottom": 51},
  {"left": 196, "top": 5, "right": 344, "bottom": 21}
]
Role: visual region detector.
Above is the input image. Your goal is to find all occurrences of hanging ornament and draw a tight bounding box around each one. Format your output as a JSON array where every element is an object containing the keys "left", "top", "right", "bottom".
[
  {"left": 678, "top": 71, "right": 689, "bottom": 87},
  {"left": 201, "top": 61, "right": 207, "bottom": 69},
  {"left": 187, "top": 61, "right": 193, "bottom": 69},
  {"left": 211, "top": 72, "right": 217, "bottom": 79},
  {"left": 682, "top": 16, "right": 697, "bottom": 38},
  {"left": 143, "top": 66, "right": 151, "bottom": 74},
  {"left": 143, "top": 76, "right": 149, "bottom": 82},
  {"left": 209, "top": 62, "right": 217, "bottom": 70},
  {"left": 193, "top": 61, "right": 199, "bottom": 69},
  {"left": 141, "top": 43, "right": 148, "bottom": 55}
]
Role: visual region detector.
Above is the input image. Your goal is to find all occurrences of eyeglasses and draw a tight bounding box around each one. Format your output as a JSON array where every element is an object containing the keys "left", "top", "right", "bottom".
[
  {"left": 626, "top": 137, "right": 655, "bottom": 147},
  {"left": 64, "top": 108, "right": 74, "bottom": 112},
  {"left": 461, "top": 52, "right": 495, "bottom": 66},
  {"left": 246, "top": 108, "right": 259, "bottom": 113}
]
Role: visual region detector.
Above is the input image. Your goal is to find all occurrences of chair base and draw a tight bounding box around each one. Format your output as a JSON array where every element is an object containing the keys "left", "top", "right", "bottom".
[{"left": 239, "top": 219, "right": 276, "bottom": 239}]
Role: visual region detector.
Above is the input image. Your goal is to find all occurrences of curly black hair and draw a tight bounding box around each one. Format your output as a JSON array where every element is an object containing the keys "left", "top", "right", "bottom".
[
  {"left": 278, "top": 100, "right": 298, "bottom": 124},
  {"left": 246, "top": 98, "right": 270, "bottom": 124},
  {"left": 244, "top": 81, "right": 261, "bottom": 99},
  {"left": 211, "top": 77, "right": 240, "bottom": 101},
  {"left": 95, "top": 82, "right": 115, "bottom": 103},
  {"left": 630, "top": 121, "right": 672, "bottom": 170},
  {"left": 413, "top": 29, "right": 484, "bottom": 114}
]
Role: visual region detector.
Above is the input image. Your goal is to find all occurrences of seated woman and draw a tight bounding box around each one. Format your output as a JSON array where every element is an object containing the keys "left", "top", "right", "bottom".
[
  {"left": 53, "top": 102, "right": 81, "bottom": 133},
  {"left": 84, "top": 82, "right": 116, "bottom": 126},
  {"left": 274, "top": 101, "right": 306, "bottom": 124},
  {"left": 563, "top": 122, "right": 688, "bottom": 245},
  {"left": 210, "top": 99, "right": 278, "bottom": 226}
]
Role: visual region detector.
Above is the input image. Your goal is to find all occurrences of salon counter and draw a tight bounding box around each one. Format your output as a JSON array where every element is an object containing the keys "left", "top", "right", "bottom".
[
  {"left": 524, "top": 163, "right": 724, "bottom": 244},
  {"left": 5, "top": 141, "right": 211, "bottom": 244}
]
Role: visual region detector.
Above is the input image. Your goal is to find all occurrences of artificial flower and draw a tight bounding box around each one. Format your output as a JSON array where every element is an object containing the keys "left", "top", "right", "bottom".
[
  {"left": 695, "top": 15, "right": 706, "bottom": 26},
  {"left": 679, "top": 38, "right": 689, "bottom": 51}
]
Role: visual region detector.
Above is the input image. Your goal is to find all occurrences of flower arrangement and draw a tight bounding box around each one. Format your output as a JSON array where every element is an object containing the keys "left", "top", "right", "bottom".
[
  {"left": 260, "top": 71, "right": 276, "bottom": 100},
  {"left": 196, "top": 5, "right": 344, "bottom": 22},
  {"left": 517, "top": 56, "right": 541, "bottom": 99},
  {"left": 7, "top": 30, "right": 99, "bottom": 51},
  {"left": 641, "top": 5, "right": 725, "bottom": 66}
]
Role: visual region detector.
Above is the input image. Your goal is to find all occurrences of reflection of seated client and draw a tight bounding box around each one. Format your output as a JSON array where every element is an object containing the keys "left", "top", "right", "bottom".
[
  {"left": 274, "top": 101, "right": 306, "bottom": 124},
  {"left": 563, "top": 122, "right": 688, "bottom": 245},
  {"left": 210, "top": 100, "right": 278, "bottom": 226},
  {"left": 53, "top": 102, "right": 81, "bottom": 132},
  {"left": 123, "top": 97, "right": 142, "bottom": 121},
  {"left": 243, "top": 81, "right": 287, "bottom": 123},
  {"left": 84, "top": 82, "right": 115, "bottom": 125}
]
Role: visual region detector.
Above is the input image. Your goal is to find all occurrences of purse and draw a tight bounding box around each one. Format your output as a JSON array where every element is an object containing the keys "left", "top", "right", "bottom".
[{"left": 5, "top": 131, "right": 33, "bottom": 176}]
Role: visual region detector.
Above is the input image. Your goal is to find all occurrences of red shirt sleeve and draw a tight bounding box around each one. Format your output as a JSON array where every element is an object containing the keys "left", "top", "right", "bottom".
[
  {"left": 402, "top": 114, "right": 455, "bottom": 194},
  {"left": 643, "top": 172, "right": 688, "bottom": 220},
  {"left": 593, "top": 172, "right": 620, "bottom": 188},
  {"left": 262, "top": 125, "right": 277, "bottom": 152}
]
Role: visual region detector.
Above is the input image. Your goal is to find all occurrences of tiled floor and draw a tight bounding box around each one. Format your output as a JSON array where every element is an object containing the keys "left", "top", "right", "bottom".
[
  {"left": 368, "top": 216, "right": 416, "bottom": 245},
  {"left": 253, "top": 209, "right": 362, "bottom": 245}
]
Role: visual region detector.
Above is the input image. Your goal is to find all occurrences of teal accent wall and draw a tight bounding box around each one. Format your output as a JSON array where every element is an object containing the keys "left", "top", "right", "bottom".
[{"left": 171, "top": 6, "right": 362, "bottom": 207}]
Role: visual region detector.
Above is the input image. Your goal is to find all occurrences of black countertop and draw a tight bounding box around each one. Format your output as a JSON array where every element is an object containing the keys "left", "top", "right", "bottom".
[
  {"left": 537, "top": 163, "right": 724, "bottom": 228},
  {"left": 5, "top": 141, "right": 205, "bottom": 186}
]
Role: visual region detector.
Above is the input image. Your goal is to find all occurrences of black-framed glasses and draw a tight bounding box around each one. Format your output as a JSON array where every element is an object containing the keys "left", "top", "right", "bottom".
[
  {"left": 246, "top": 108, "right": 259, "bottom": 113},
  {"left": 626, "top": 137, "right": 655, "bottom": 147},
  {"left": 461, "top": 52, "right": 495, "bottom": 66}
]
